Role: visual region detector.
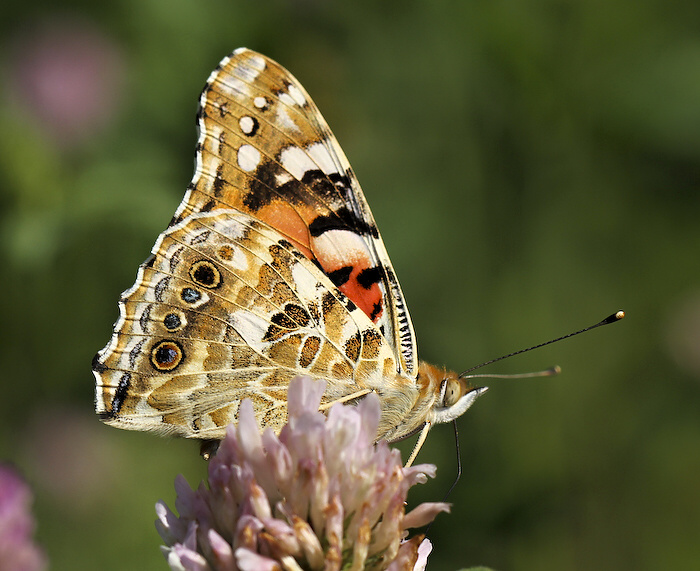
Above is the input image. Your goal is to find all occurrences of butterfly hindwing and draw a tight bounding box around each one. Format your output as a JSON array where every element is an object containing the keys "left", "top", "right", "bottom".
[{"left": 94, "top": 210, "right": 412, "bottom": 439}]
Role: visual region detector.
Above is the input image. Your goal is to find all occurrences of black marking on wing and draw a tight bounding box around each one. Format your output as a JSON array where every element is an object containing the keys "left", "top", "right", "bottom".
[
  {"left": 369, "top": 301, "right": 382, "bottom": 322},
  {"left": 138, "top": 305, "right": 152, "bottom": 333},
  {"left": 308, "top": 207, "right": 377, "bottom": 238},
  {"left": 169, "top": 247, "right": 185, "bottom": 274},
  {"left": 244, "top": 160, "right": 377, "bottom": 238},
  {"left": 91, "top": 353, "right": 106, "bottom": 373},
  {"left": 357, "top": 266, "right": 383, "bottom": 289},
  {"left": 100, "top": 372, "right": 131, "bottom": 420},
  {"left": 212, "top": 164, "right": 226, "bottom": 197},
  {"left": 384, "top": 267, "right": 415, "bottom": 371},
  {"left": 284, "top": 303, "right": 311, "bottom": 327},
  {"left": 271, "top": 312, "right": 297, "bottom": 329},
  {"left": 216, "top": 101, "right": 230, "bottom": 118},
  {"left": 243, "top": 160, "right": 281, "bottom": 211},
  {"left": 328, "top": 265, "right": 353, "bottom": 287},
  {"left": 129, "top": 339, "right": 146, "bottom": 369},
  {"left": 154, "top": 277, "right": 170, "bottom": 302},
  {"left": 244, "top": 116, "right": 259, "bottom": 136},
  {"left": 191, "top": 230, "right": 211, "bottom": 246}
]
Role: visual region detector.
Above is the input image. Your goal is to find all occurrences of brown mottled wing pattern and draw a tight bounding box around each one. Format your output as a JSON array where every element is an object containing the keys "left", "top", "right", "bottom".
[
  {"left": 94, "top": 210, "right": 407, "bottom": 439},
  {"left": 93, "top": 48, "right": 423, "bottom": 440},
  {"left": 175, "top": 48, "right": 417, "bottom": 377}
]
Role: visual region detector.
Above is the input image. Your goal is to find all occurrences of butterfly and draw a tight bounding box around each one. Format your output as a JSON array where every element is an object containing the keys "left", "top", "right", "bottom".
[{"left": 92, "top": 48, "right": 487, "bottom": 464}]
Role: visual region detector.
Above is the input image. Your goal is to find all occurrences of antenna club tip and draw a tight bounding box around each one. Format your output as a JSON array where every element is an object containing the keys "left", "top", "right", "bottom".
[
  {"left": 551, "top": 365, "right": 562, "bottom": 375},
  {"left": 602, "top": 310, "right": 625, "bottom": 324}
]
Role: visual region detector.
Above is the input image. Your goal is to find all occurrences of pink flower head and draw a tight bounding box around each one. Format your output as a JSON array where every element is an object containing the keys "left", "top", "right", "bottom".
[
  {"left": 156, "top": 377, "right": 449, "bottom": 570},
  {"left": 0, "top": 464, "right": 47, "bottom": 571}
]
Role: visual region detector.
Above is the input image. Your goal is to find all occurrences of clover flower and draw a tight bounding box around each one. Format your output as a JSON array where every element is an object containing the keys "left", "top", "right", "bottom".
[
  {"left": 0, "top": 464, "right": 47, "bottom": 571},
  {"left": 156, "top": 377, "right": 449, "bottom": 570}
]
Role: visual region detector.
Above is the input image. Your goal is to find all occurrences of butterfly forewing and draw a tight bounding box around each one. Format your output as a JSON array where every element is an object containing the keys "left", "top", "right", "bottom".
[{"left": 178, "top": 48, "right": 417, "bottom": 376}]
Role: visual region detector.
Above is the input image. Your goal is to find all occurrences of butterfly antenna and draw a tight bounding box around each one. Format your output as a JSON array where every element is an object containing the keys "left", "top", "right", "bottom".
[
  {"left": 458, "top": 310, "right": 625, "bottom": 378},
  {"left": 446, "top": 420, "right": 462, "bottom": 499},
  {"left": 421, "top": 420, "right": 463, "bottom": 537},
  {"left": 422, "top": 311, "right": 626, "bottom": 518}
]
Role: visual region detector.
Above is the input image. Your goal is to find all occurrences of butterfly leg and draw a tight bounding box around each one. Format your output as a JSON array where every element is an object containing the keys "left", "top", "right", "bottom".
[
  {"left": 405, "top": 422, "right": 432, "bottom": 467},
  {"left": 200, "top": 439, "right": 220, "bottom": 461},
  {"left": 318, "top": 388, "right": 373, "bottom": 410}
]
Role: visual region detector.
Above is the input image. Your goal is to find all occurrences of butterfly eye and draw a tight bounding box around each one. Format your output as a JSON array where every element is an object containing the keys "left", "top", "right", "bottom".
[
  {"left": 163, "top": 312, "right": 185, "bottom": 332},
  {"left": 150, "top": 341, "right": 184, "bottom": 371},
  {"left": 442, "top": 378, "right": 466, "bottom": 408},
  {"left": 181, "top": 287, "right": 201, "bottom": 303},
  {"left": 189, "top": 260, "right": 221, "bottom": 289}
]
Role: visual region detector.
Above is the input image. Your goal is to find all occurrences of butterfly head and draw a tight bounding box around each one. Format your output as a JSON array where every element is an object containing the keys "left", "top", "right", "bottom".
[{"left": 418, "top": 362, "right": 488, "bottom": 427}]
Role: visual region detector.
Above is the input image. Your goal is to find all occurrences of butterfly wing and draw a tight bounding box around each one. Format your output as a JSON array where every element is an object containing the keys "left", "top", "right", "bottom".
[
  {"left": 176, "top": 48, "right": 417, "bottom": 377},
  {"left": 94, "top": 49, "right": 424, "bottom": 440},
  {"left": 94, "top": 209, "right": 414, "bottom": 439}
]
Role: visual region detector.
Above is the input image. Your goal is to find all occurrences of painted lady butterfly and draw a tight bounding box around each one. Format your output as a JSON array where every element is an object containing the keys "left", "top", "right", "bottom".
[{"left": 92, "top": 48, "right": 486, "bottom": 464}]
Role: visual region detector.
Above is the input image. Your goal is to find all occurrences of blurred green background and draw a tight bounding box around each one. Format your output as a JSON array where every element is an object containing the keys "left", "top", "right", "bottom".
[{"left": 2, "top": 1, "right": 700, "bottom": 569}]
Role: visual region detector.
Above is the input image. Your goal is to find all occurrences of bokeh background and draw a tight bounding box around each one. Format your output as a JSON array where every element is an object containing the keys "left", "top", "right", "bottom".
[{"left": 2, "top": 1, "right": 699, "bottom": 569}]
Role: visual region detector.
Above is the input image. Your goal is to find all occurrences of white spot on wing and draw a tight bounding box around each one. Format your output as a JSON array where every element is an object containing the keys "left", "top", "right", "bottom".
[
  {"left": 239, "top": 116, "right": 255, "bottom": 135},
  {"left": 279, "top": 145, "right": 317, "bottom": 180},
  {"left": 203, "top": 211, "right": 248, "bottom": 242},
  {"left": 287, "top": 84, "right": 307, "bottom": 106},
  {"left": 312, "top": 230, "right": 368, "bottom": 267},
  {"left": 230, "top": 247, "right": 249, "bottom": 272},
  {"left": 254, "top": 96, "right": 268, "bottom": 109},
  {"left": 307, "top": 142, "right": 340, "bottom": 175},
  {"left": 230, "top": 311, "right": 271, "bottom": 352},
  {"left": 279, "top": 92, "right": 296, "bottom": 106},
  {"left": 217, "top": 77, "right": 249, "bottom": 99},
  {"left": 234, "top": 54, "right": 266, "bottom": 82},
  {"left": 276, "top": 107, "right": 299, "bottom": 132},
  {"left": 291, "top": 261, "right": 322, "bottom": 306},
  {"left": 237, "top": 144, "right": 261, "bottom": 171},
  {"left": 276, "top": 171, "right": 294, "bottom": 186},
  {"left": 279, "top": 143, "right": 340, "bottom": 180}
]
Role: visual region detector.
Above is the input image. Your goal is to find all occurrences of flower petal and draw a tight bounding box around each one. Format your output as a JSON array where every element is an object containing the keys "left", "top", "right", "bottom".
[
  {"left": 292, "top": 516, "right": 324, "bottom": 570},
  {"left": 413, "top": 538, "right": 432, "bottom": 571},
  {"left": 286, "top": 376, "right": 326, "bottom": 419},
  {"left": 208, "top": 529, "right": 235, "bottom": 571},
  {"left": 402, "top": 502, "right": 451, "bottom": 530},
  {"left": 155, "top": 500, "right": 186, "bottom": 544},
  {"left": 235, "top": 547, "right": 281, "bottom": 571},
  {"left": 167, "top": 543, "right": 210, "bottom": 571},
  {"left": 386, "top": 535, "right": 424, "bottom": 571}
]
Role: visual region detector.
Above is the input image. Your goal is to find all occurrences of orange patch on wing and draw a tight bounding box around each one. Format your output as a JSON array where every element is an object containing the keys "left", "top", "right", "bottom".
[
  {"left": 315, "top": 234, "right": 383, "bottom": 323},
  {"left": 340, "top": 271, "right": 383, "bottom": 322},
  {"left": 256, "top": 201, "right": 384, "bottom": 324},
  {"left": 256, "top": 200, "right": 313, "bottom": 258}
]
